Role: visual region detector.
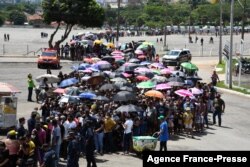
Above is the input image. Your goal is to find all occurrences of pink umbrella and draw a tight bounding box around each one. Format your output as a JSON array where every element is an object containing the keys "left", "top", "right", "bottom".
[
  {"left": 134, "top": 67, "right": 151, "bottom": 73},
  {"left": 0, "top": 82, "right": 20, "bottom": 93},
  {"left": 96, "top": 60, "right": 110, "bottom": 65},
  {"left": 111, "top": 50, "right": 125, "bottom": 56},
  {"left": 175, "top": 89, "right": 193, "bottom": 97},
  {"left": 135, "top": 49, "right": 143, "bottom": 55},
  {"left": 160, "top": 68, "right": 173, "bottom": 75},
  {"left": 79, "top": 69, "right": 93, "bottom": 73},
  {"left": 149, "top": 63, "right": 165, "bottom": 69},
  {"left": 189, "top": 87, "right": 203, "bottom": 95},
  {"left": 112, "top": 55, "right": 124, "bottom": 59},
  {"left": 156, "top": 83, "right": 172, "bottom": 90},
  {"left": 69, "top": 40, "right": 76, "bottom": 45},
  {"left": 122, "top": 73, "right": 132, "bottom": 78},
  {"left": 53, "top": 88, "right": 65, "bottom": 94}
]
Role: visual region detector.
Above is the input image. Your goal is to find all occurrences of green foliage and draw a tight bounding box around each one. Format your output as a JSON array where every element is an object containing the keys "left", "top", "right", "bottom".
[
  {"left": 0, "top": 15, "right": 4, "bottom": 26},
  {"left": 8, "top": 10, "right": 27, "bottom": 25}
]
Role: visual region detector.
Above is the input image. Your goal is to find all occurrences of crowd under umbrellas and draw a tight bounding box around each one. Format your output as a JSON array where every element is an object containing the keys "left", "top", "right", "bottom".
[{"left": 1, "top": 40, "right": 222, "bottom": 167}]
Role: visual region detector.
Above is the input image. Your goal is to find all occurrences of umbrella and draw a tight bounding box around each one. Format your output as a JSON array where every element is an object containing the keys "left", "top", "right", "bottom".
[
  {"left": 94, "top": 40, "right": 103, "bottom": 45},
  {"left": 135, "top": 50, "right": 144, "bottom": 55},
  {"left": 151, "top": 69, "right": 161, "bottom": 75},
  {"left": 111, "top": 77, "right": 128, "bottom": 83},
  {"left": 145, "top": 90, "right": 164, "bottom": 99},
  {"left": 65, "top": 86, "right": 81, "bottom": 96},
  {"left": 168, "top": 77, "right": 184, "bottom": 83},
  {"left": 71, "top": 63, "right": 91, "bottom": 71},
  {"left": 140, "top": 61, "right": 151, "bottom": 66},
  {"left": 168, "top": 81, "right": 184, "bottom": 87},
  {"left": 137, "top": 44, "right": 149, "bottom": 50},
  {"left": 111, "top": 50, "right": 125, "bottom": 56},
  {"left": 120, "top": 86, "right": 134, "bottom": 92},
  {"left": 59, "top": 78, "right": 78, "bottom": 88},
  {"left": 138, "top": 55, "right": 147, "bottom": 59},
  {"left": 189, "top": 87, "right": 203, "bottom": 95},
  {"left": 160, "top": 68, "right": 173, "bottom": 75},
  {"left": 151, "top": 75, "right": 168, "bottom": 83},
  {"left": 102, "top": 56, "right": 115, "bottom": 63},
  {"left": 79, "top": 92, "right": 96, "bottom": 99},
  {"left": 156, "top": 83, "right": 172, "bottom": 90},
  {"left": 116, "top": 65, "right": 138, "bottom": 73},
  {"left": 113, "top": 91, "right": 136, "bottom": 102},
  {"left": 115, "top": 59, "right": 125, "bottom": 65},
  {"left": 92, "top": 95, "right": 109, "bottom": 101},
  {"left": 91, "top": 57, "right": 101, "bottom": 63},
  {"left": 116, "top": 104, "right": 142, "bottom": 113},
  {"left": 59, "top": 95, "right": 79, "bottom": 104},
  {"left": 142, "top": 41, "right": 154, "bottom": 46},
  {"left": 149, "top": 63, "right": 165, "bottom": 69},
  {"left": 95, "top": 61, "right": 112, "bottom": 70},
  {"left": 112, "top": 55, "right": 124, "bottom": 59},
  {"left": 78, "top": 69, "right": 93, "bottom": 73},
  {"left": 129, "top": 58, "right": 140, "bottom": 64},
  {"left": 87, "top": 75, "right": 105, "bottom": 85},
  {"left": 181, "top": 62, "right": 199, "bottom": 71},
  {"left": 186, "top": 76, "right": 202, "bottom": 81},
  {"left": 122, "top": 72, "right": 132, "bottom": 78},
  {"left": 36, "top": 74, "right": 60, "bottom": 84},
  {"left": 105, "top": 43, "right": 115, "bottom": 49},
  {"left": 136, "top": 75, "right": 150, "bottom": 81},
  {"left": 114, "top": 82, "right": 132, "bottom": 88},
  {"left": 175, "top": 89, "right": 193, "bottom": 97},
  {"left": 69, "top": 40, "right": 76, "bottom": 45},
  {"left": 137, "top": 81, "right": 156, "bottom": 89},
  {"left": 99, "top": 84, "right": 118, "bottom": 91},
  {"left": 134, "top": 67, "right": 151, "bottom": 73},
  {"left": 171, "top": 71, "right": 185, "bottom": 77},
  {"left": 81, "top": 76, "right": 91, "bottom": 81},
  {"left": 0, "top": 82, "right": 20, "bottom": 93},
  {"left": 53, "top": 88, "right": 65, "bottom": 94}
]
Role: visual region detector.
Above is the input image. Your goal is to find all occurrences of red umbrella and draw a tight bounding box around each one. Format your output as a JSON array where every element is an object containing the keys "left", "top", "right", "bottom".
[
  {"left": 0, "top": 82, "right": 20, "bottom": 93},
  {"left": 136, "top": 75, "right": 150, "bottom": 81}
]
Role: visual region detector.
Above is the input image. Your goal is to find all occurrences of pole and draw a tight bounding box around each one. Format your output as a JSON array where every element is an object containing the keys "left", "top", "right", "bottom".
[
  {"left": 116, "top": 0, "right": 120, "bottom": 47},
  {"left": 219, "top": 0, "right": 223, "bottom": 64},
  {"left": 229, "top": 0, "right": 234, "bottom": 89},
  {"left": 164, "top": 26, "right": 167, "bottom": 47}
]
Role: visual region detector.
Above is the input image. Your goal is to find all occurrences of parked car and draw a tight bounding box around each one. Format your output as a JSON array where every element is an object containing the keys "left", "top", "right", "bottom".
[
  {"left": 162, "top": 49, "right": 192, "bottom": 66},
  {"left": 37, "top": 49, "right": 60, "bottom": 69}
]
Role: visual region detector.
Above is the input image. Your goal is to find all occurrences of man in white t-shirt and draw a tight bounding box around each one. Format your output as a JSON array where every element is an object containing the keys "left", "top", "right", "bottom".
[
  {"left": 122, "top": 114, "right": 133, "bottom": 154},
  {"left": 63, "top": 115, "right": 77, "bottom": 138}
]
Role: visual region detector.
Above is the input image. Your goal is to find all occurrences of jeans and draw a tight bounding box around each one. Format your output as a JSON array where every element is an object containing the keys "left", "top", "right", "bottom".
[
  {"left": 104, "top": 132, "right": 114, "bottom": 152},
  {"left": 53, "top": 144, "right": 61, "bottom": 166},
  {"left": 213, "top": 110, "right": 222, "bottom": 126},
  {"left": 28, "top": 87, "right": 33, "bottom": 101},
  {"left": 123, "top": 132, "right": 132, "bottom": 152},
  {"left": 160, "top": 141, "right": 167, "bottom": 151},
  {"left": 94, "top": 132, "right": 104, "bottom": 152}
]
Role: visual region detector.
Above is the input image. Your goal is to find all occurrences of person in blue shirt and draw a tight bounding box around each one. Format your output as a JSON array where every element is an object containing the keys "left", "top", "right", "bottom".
[
  {"left": 41, "top": 144, "right": 57, "bottom": 167},
  {"left": 157, "top": 115, "right": 168, "bottom": 151}
]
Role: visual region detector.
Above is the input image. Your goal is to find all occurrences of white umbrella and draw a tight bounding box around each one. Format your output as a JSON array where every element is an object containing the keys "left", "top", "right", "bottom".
[{"left": 36, "top": 74, "right": 60, "bottom": 84}]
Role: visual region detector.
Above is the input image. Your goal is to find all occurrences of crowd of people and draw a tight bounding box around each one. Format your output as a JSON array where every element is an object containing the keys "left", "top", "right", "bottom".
[{"left": 0, "top": 40, "right": 226, "bottom": 167}]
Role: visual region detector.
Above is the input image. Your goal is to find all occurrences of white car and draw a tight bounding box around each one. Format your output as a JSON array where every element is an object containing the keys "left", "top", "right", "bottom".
[{"left": 162, "top": 49, "right": 192, "bottom": 66}]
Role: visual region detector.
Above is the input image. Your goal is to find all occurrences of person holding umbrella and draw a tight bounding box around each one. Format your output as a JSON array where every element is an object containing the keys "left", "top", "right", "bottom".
[{"left": 156, "top": 115, "right": 168, "bottom": 151}]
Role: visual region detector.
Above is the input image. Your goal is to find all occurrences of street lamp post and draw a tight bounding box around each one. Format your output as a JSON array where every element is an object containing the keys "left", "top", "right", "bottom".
[
  {"left": 229, "top": 0, "right": 234, "bottom": 89},
  {"left": 116, "top": 0, "right": 121, "bottom": 46},
  {"left": 219, "top": 0, "right": 223, "bottom": 64}
]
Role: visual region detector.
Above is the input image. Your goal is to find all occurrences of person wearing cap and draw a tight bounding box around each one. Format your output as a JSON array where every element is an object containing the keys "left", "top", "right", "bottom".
[
  {"left": 183, "top": 107, "right": 194, "bottom": 138},
  {"left": 0, "top": 141, "right": 10, "bottom": 167},
  {"left": 27, "top": 73, "right": 36, "bottom": 102},
  {"left": 41, "top": 144, "right": 57, "bottom": 167},
  {"left": 5, "top": 130, "right": 19, "bottom": 167},
  {"left": 156, "top": 115, "right": 168, "bottom": 151},
  {"left": 213, "top": 94, "right": 225, "bottom": 127}
]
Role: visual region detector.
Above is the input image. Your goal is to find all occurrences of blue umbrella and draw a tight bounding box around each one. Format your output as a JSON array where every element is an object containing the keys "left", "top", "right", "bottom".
[
  {"left": 79, "top": 92, "right": 96, "bottom": 99},
  {"left": 59, "top": 78, "right": 79, "bottom": 88},
  {"left": 71, "top": 63, "right": 91, "bottom": 71}
]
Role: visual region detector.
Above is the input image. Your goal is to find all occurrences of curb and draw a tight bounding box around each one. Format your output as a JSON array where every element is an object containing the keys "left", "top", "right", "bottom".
[{"left": 215, "top": 87, "right": 250, "bottom": 98}]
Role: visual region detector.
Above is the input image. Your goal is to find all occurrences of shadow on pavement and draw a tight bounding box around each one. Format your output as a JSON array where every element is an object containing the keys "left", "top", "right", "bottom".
[
  {"left": 96, "top": 158, "right": 109, "bottom": 163},
  {"left": 169, "top": 134, "right": 185, "bottom": 141}
]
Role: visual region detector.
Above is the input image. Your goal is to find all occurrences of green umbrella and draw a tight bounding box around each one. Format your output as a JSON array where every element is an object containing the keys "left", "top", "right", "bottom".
[
  {"left": 137, "top": 81, "right": 156, "bottom": 89},
  {"left": 137, "top": 44, "right": 148, "bottom": 50},
  {"left": 151, "top": 69, "right": 161, "bottom": 75},
  {"left": 181, "top": 62, "right": 198, "bottom": 71}
]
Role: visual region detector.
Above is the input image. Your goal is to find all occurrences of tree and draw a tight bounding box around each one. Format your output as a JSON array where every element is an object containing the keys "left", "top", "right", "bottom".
[
  {"left": 0, "top": 15, "right": 4, "bottom": 27},
  {"left": 42, "top": 0, "right": 105, "bottom": 49},
  {"left": 8, "top": 10, "right": 26, "bottom": 25}
]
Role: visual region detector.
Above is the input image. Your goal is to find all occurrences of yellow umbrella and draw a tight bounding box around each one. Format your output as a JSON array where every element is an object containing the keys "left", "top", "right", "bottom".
[
  {"left": 94, "top": 40, "right": 103, "bottom": 45},
  {"left": 106, "top": 43, "right": 115, "bottom": 49},
  {"left": 142, "top": 42, "right": 154, "bottom": 46},
  {"left": 92, "top": 57, "right": 101, "bottom": 63}
]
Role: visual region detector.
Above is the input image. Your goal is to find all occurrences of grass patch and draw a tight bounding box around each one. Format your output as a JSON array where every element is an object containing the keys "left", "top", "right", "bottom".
[
  {"left": 216, "top": 59, "right": 238, "bottom": 74},
  {"left": 217, "top": 81, "right": 250, "bottom": 94}
]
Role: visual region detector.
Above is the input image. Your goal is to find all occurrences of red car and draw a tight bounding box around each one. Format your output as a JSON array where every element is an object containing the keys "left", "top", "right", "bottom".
[{"left": 37, "top": 49, "right": 60, "bottom": 69}]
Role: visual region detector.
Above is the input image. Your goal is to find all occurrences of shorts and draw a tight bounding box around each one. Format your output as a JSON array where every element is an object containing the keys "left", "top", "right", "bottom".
[{"left": 185, "top": 123, "right": 192, "bottom": 129}]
